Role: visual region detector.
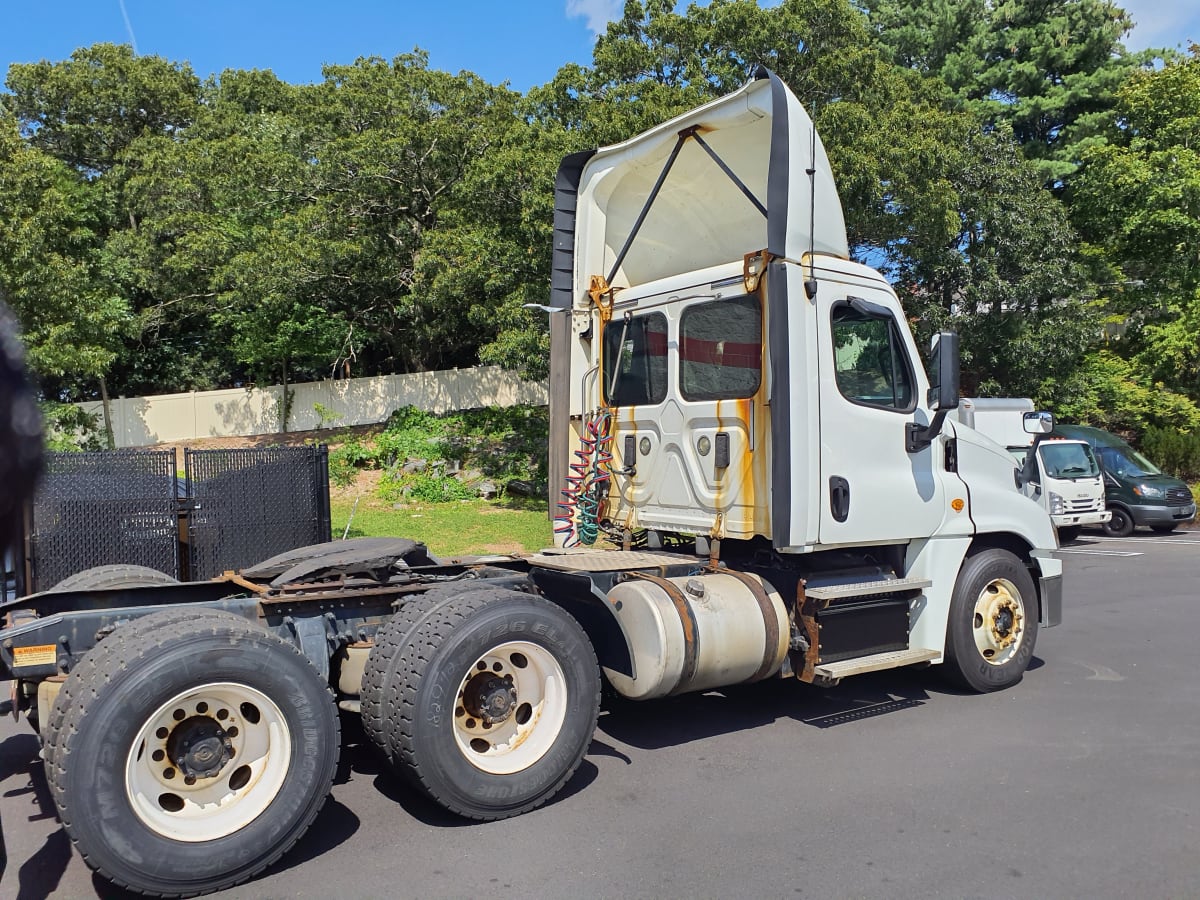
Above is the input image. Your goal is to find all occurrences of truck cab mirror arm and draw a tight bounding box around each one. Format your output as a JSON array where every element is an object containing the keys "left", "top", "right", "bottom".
[
  {"left": 907, "top": 331, "right": 960, "bottom": 453},
  {"left": 905, "top": 411, "right": 949, "bottom": 453}
]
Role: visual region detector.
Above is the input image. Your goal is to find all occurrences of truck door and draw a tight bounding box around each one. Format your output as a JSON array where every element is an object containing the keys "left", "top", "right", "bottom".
[
  {"left": 814, "top": 291, "right": 948, "bottom": 545},
  {"left": 603, "top": 290, "right": 768, "bottom": 540}
]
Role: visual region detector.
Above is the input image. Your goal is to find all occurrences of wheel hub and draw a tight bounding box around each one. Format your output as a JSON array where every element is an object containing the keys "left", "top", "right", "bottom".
[
  {"left": 974, "top": 579, "right": 1024, "bottom": 660},
  {"left": 166, "top": 715, "right": 233, "bottom": 779},
  {"left": 993, "top": 606, "right": 1015, "bottom": 641},
  {"left": 463, "top": 673, "right": 518, "bottom": 725}
]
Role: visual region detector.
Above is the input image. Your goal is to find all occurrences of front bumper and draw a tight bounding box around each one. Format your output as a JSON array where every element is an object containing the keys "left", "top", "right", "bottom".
[
  {"left": 1130, "top": 502, "right": 1197, "bottom": 527},
  {"left": 1030, "top": 550, "right": 1063, "bottom": 628},
  {"left": 1039, "top": 573, "right": 1063, "bottom": 628},
  {"left": 1053, "top": 510, "right": 1111, "bottom": 528}
]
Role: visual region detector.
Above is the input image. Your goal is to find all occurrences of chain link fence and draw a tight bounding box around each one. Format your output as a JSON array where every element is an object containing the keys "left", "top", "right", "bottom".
[
  {"left": 185, "top": 446, "right": 331, "bottom": 580},
  {"left": 27, "top": 450, "right": 179, "bottom": 591},
  {"left": 21, "top": 447, "right": 330, "bottom": 593}
]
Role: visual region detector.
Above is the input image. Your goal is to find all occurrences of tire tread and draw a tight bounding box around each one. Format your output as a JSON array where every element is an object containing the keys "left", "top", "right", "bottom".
[
  {"left": 48, "top": 608, "right": 339, "bottom": 897},
  {"left": 381, "top": 589, "right": 599, "bottom": 821},
  {"left": 48, "top": 564, "right": 179, "bottom": 593},
  {"left": 942, "top": 548, "right": 1038, "bottom": 693},
  {"left": 360, "top": 581, "right": 510, "bottom": 758}
]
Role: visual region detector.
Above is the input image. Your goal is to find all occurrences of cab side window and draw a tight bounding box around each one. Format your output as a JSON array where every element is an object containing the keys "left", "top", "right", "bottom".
[{"left": 831, "top": 301, "right": 915, "bottom": 411}]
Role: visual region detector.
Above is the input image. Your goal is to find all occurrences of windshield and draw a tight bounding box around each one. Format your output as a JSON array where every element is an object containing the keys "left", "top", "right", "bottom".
[
  {"left": 1095, "top": 445, "right": 1162, "bottom": 478},
  {"left": 1039, "top": 442, "right": 1099, "bottom": 479}
]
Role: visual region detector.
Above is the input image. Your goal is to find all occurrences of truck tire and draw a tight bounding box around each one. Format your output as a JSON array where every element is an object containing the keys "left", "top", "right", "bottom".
[
  {"left": 1056, "top": 525, "right": 1081, "bottom": 543},
  {"left": 379, "top": 588, "right": 600, "bottom": 820},
  {"left": 1103, "top": 506, "right": 1135, "bottom": 537},
  {"left": 360, "top": 580, "right": 515, "bottom": 759},
  {"left": 42, "top": 607, "right": 241, "bottom": 772},
  {"left": 943, "top": 549, "right": 1039, "bottom": 693},
  {"left": 47, "top": 609, "right": 340, "bottom": 897},
  {"left": 47, "top": 564, "right": 179, "bottom": 593}
]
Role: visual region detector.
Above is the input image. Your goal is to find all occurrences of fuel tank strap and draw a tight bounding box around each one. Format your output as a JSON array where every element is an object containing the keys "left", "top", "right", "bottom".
[
  {"left": 626, "top": 572, "right": 699, "bottom": 692},
  {"left": 707, "top": 568, "right": 781, "bottom": 682}
]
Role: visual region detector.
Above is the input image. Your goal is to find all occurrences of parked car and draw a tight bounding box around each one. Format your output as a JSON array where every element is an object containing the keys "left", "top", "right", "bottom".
[{"left": 1053, "top": 424, "right": 1196, "bottom": 536}]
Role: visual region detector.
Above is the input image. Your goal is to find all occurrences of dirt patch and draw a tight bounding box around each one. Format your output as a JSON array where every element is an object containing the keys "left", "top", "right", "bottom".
[
  {"left": 472, "top": 541, "right": 527, "bottom": 555},
  {"left": 331, "top": 468, "right": 384, "bottom": 501}
]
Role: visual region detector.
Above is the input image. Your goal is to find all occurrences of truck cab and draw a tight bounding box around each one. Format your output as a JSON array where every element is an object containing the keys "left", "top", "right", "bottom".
[
  {"left": 548, "top": 67, "right": 1061, "bottom": 694},
  {"left": 1021, "top": 437, "right": 1109, "bottom": 541}
]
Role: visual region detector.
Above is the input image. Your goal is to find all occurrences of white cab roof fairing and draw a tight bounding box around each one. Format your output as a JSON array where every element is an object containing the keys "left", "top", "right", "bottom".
[{"left": 573, "top": 68, "right": 849, "bottom": 300}]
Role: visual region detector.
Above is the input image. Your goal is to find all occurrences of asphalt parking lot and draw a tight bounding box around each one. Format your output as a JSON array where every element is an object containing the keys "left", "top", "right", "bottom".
[{"left": 2, "top": 528, "right": 1198, "bottom": 899}]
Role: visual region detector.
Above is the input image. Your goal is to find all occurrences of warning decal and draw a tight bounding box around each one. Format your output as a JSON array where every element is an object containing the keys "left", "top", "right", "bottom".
[{"left": 13, "top": 644, "right": 57, "bottom": 667}]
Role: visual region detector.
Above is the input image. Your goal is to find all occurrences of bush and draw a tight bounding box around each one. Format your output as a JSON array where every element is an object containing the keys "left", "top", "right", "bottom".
[
  {"left": 328, "top": 404, "right": 548, "bottom": 502},
  {"left": 1139, "top": 426, "right": 1200, "bottom": 481},
  {"left": 329, "top": 438, "right": 374, "bottom": 487},
  {"left": 41, "top": 402, "right": 105, "bottom": 451},
  {"left": 1050, "top": 351, "right": 1200, "bottom": 434},
  {"left": 433, "top": 405, "right": 549, "bottom": 486},
  {"left": 375, "top": 406, "right": 442, "bottom": 466},
  {"left": 378, "top": 471, "right": 478, "bottom": 503}
]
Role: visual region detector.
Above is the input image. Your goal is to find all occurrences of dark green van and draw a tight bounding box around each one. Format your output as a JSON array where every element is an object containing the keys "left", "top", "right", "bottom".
[{"left": 1054, "top": 424, "right": 1196, "bottom": 536}]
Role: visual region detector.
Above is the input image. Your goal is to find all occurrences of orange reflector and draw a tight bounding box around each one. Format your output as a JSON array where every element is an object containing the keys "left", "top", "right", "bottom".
[{"left": 951, "top": 498, "right": 965, "bottom": 512}]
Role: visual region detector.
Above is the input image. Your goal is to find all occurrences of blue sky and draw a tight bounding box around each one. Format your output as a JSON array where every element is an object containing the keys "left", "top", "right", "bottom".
[{"left": 2, "top": 1, "right": 1197, "bottom": 93}]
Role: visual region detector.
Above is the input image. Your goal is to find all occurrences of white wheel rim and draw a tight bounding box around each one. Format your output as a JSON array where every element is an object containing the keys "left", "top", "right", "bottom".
[
  {"left": 451, "top": 640, "right": 567, "bottom": 776},
  {"left": 971, "top": 577, "right": 1026, "bottom": 666},
  {"left": 125, "top": 682, "right": 291, "bottom": 842}
]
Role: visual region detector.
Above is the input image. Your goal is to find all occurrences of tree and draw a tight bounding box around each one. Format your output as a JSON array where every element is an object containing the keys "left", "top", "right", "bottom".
[
  {"left": 862, "top": 0, "right": 1163, "bottom": 186},
  {"left": 0, "top": 113, "right": 127, "bottom": 387},
  {"left": 3, "top": 44, "right": 206, "bottom": 406},
  {"left": 282, "top": 53, "right": 528, "bottom": 376},
  {"left": 887, "top": 125, "right": 1096, "bottom": 402},
  {"left": 2, "top": 43, "right": 200, "bottom": 176},
  {"left": 1068, "top": 47, "right": 1200, "bottom": 425}
]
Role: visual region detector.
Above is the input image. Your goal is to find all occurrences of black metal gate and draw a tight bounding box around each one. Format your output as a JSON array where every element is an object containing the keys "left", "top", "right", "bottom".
[
  {"left": 27, "top": 450, "right": 179, "bottom": 591},
  {"left": 184, "top": 446, "right": 331, "bottom": 580}
]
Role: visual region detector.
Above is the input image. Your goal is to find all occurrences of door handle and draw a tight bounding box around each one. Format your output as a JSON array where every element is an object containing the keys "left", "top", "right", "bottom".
[{"left": 829, "top": 476, "right": 850, "bottom": 522}]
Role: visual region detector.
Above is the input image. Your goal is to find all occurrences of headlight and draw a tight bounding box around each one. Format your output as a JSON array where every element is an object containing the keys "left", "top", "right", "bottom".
[
  {"left": 1049, "top": 492, "right": 1064, "bottom": 515},
  {"left": 1134, "top": 484, "right": 1165, "bottom": 499}
]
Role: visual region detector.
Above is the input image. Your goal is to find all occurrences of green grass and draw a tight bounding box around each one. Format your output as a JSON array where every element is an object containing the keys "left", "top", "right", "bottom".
[{"left": 332, "top": 496, "right": 553, "bottom": 556}]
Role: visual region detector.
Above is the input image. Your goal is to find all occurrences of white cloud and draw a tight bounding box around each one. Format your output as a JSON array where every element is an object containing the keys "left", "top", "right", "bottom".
[{"left": 566, "top": 0, "right": 623, "bottom": 36}]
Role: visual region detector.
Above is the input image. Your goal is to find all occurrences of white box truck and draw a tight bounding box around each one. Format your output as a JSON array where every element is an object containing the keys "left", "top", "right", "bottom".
[{"left": 956, "top": 397, "right": 1110, "bottom": 540}]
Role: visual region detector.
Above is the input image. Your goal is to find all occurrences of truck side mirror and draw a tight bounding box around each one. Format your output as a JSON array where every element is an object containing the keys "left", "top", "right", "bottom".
[
  {"left": 927, "top": 331, "right": 960, "bottom": 411},
  {"left": 1023, "top": 411, "right": 1055, "bottom": 434}
]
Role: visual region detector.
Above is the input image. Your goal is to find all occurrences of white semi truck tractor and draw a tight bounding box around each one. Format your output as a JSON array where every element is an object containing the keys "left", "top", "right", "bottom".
[{"left": 0, "top": 68, "right": 1061, "bottom": 897}]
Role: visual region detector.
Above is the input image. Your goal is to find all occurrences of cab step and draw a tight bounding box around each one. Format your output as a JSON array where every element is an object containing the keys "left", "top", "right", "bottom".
[
  {"left": 805, "top": 576, "right": 932, "bottom": 602},
  {"left": 813, "top": 647, "right": 941, "bottom": 681}
]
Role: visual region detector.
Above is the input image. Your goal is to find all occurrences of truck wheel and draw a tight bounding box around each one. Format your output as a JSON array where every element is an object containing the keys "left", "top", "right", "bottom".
[
  {"left": 47, "top": 610, "right": 339, "bottom": 897},
  {"left": 361, "top": 580, "right": 513, "bottom": 759},
  {"left": 380, "top": 588, "right": 600, "bottom": 820},
  {"left": 1103, "top": 507, "right": 1135, "bottom": 537},
  {"left": 1056, "top": 526, "right": 1081, "bottom": 543},
  {"left": 43, "top": 608, "right": 242, "bottom": 772},
  {"left": 47, "top": 564, "right": 179, "bottom": 592},
  {"left": 943, "top": 549, "right": 1039, "bottom": 693}
]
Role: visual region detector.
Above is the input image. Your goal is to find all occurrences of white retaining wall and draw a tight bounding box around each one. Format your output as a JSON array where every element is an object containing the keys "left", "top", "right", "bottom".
[{"left": 80, "top": 367, "right": 548, "bottom": 448}]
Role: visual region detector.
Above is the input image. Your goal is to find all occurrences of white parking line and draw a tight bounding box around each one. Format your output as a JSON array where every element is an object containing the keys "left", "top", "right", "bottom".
[
  {"left": 1088, "top": 535, "right": 1200, "bottom": 546},
  {"left": 1058, "top": 548, "right": 1144, "bottom": 557}
]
